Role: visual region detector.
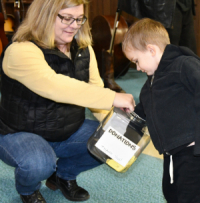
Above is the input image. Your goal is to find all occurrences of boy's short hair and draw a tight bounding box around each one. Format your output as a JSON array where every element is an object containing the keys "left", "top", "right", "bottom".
[{"left": 122, "top": 18, "right": 170, "bottom": 52}]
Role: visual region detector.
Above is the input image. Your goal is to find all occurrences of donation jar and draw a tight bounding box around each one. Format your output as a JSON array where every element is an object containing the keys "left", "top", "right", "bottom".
[{"left": 87, "top": 107, "right": 150, "bottom": 173}]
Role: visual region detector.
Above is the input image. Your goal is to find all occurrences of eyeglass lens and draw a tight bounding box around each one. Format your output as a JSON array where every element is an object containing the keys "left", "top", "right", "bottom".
[{"left": 58, "top": 14, "right": 87, "bottom": 25}]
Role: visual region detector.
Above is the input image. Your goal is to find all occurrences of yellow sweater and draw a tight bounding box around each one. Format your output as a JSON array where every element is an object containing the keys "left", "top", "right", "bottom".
[{"left": 2, "top": 41, "right": 116, "bottom": 121}]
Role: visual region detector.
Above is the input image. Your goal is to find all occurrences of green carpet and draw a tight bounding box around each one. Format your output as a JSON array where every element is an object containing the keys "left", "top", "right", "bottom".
[
  {"left": 0, "top": 154, "right": 165, "bottom": 203},
  {"left": 0, "top": 68, "right": 166, "bottom": 202}
]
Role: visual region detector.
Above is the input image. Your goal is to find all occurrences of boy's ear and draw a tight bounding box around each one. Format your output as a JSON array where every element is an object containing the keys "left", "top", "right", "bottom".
[{"left": 146, "top": 44, "right": 156, "bottom": 56}]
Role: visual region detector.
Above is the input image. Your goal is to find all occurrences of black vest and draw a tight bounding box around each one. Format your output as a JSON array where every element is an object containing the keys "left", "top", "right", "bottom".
[{"left": 0, "top": 41, "right": 90, "bottom": 141}]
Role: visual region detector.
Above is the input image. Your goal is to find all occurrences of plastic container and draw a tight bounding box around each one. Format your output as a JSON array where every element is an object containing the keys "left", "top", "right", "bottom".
[{"left": 87, "top": 107, "right": 150, "bottom": 172}]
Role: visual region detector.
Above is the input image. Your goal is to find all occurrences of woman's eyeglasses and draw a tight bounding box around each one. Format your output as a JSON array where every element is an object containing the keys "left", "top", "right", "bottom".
[{"left": 58, "top": 14, "right": 87, "bottom": 26}]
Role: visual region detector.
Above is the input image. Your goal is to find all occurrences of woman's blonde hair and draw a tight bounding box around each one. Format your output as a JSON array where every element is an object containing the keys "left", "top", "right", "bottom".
[
  {"left": 122, "top": 18, "right": 170, "bottom": 52},
  {"left": 12, "top": 0, "right": 91, "bottom": 49}
]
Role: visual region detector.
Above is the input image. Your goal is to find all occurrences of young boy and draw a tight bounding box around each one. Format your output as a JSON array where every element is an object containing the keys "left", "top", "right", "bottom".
[{"left": 122, "top": 18, "right": 200, "bottom": 203}]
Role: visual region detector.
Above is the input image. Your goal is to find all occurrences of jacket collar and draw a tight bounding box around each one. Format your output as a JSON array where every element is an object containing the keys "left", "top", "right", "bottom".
[{"left": 155, "top": 44, "right": 199, "bottom": 75}]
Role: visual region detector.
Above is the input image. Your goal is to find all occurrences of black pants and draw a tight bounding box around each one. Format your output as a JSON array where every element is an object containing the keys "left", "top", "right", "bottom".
[
  {"left": 163, "top": 146, "right": 200, "bottom": 203},
  {"left": 166, "top": 5, "right": 197, "bottom": 54}
]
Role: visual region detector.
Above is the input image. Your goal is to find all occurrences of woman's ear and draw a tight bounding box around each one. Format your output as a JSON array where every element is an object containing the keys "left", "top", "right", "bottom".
[{"left": 146, "top": 44, "right": 156, "bottom": 56}]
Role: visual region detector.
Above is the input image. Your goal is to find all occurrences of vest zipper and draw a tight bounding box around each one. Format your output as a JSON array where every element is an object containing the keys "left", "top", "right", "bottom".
[{"left": 73, "top": 50, "right": 81, "bottom": 65}]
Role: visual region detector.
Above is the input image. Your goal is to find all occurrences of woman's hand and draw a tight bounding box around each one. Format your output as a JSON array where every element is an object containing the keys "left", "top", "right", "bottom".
[{"left": 113, "top": 93, "right": 135, "bottom": 112}]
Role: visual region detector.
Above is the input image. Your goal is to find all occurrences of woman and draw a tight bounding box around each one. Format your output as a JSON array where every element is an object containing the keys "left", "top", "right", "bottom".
[{"left": 0, "top": 0, "right": 135, "bottom": 202}]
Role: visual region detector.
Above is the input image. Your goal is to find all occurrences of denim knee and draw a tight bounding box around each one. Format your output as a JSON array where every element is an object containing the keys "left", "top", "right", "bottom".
[{"left": 15, "top": 148, "right": 57, "bottom": 185}]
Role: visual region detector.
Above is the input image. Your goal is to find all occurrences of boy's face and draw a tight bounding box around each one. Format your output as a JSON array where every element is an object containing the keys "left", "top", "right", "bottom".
[{"left": 125, "top": 45, "right": 161, "bottom": 76}]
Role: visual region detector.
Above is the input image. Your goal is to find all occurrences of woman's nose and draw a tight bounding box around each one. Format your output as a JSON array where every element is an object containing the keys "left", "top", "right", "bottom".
[{"left": 69, "top": 20, "right": 80, "bottom": 28}]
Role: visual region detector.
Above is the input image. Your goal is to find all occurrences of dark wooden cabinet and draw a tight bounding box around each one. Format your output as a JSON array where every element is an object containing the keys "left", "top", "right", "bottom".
[
  {"left": 4, "top": 0, "right": 33, "bottom": 15},
  {"left": 2, "top": 0, "right": 33, "bottom": 39}
]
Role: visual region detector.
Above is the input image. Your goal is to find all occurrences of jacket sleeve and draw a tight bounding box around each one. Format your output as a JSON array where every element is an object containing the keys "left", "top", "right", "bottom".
[
  {"left": 180, "top": 57, "right": 200, "bottom": 155},
  {"left": 134, "top": 101, "right": 146, "bottom": 120},
  {"left": 3, "top": 42, "right": 116, "bottom": 111},
  {"left": 134, "top": 84, "right": 146, "bottom": 120}
]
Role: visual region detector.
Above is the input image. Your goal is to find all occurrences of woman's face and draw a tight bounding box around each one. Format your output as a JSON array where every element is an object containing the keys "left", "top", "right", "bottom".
[{"left": 54, "top": 4, "right": 84, "bottom": 45}]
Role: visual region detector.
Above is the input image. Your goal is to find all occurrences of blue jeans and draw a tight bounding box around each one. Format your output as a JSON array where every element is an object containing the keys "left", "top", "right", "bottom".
[{"left": 0, "top": 119, "right": 101, "bottom": 195}]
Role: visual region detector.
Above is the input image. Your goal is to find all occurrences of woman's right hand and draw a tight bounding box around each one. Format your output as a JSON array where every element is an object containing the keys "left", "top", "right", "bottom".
[{"left": 113, "top": 93, "right": 135, "bottom": 113}]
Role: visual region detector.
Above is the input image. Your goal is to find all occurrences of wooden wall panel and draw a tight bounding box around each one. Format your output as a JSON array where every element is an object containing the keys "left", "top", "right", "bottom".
[
  {"left": 88, "top": 0, "right": 118, "bottom": 25},
  {"left": 102, "top": 0, "right": 111, "bottom": 15},
  {"left": 193, "top": 0, "right": 200, "bottom": 56}
]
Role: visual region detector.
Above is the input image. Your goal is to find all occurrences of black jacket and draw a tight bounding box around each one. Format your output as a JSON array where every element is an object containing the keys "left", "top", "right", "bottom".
[
  {"left": 135, "top": 44, "right": 200, "bottom": 155},
  {"left": 0, "top": 40, "right": 90, "bottom": 141},
  {"left": 118, "top": 0, "right": 195, "bottom": 28}
]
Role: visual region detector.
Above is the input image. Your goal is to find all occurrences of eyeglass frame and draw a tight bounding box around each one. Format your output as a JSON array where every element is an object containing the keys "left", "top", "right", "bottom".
[{"left": 57, "top": 14, "right": 87, "bottom": 26}]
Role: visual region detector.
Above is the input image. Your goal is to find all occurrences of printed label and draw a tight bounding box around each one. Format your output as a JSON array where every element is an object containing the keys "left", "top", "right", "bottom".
[{"left": 95, "top": 126, "right": 140, "bottom": 166}]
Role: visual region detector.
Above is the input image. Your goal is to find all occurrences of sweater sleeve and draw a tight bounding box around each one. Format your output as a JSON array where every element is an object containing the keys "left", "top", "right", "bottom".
[{"left": 2, "top": 41, "right": 116, "bottom": 111}]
